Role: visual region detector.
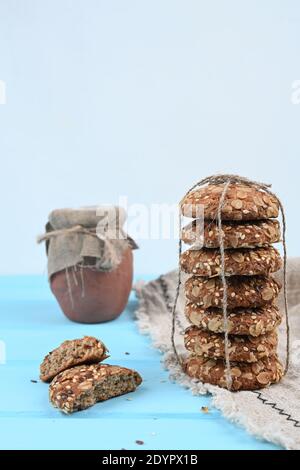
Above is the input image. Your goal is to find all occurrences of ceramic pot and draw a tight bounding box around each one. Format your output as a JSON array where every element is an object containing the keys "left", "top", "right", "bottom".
[{"left": 50, "top": 248, "right": 133, "bottom": 323}]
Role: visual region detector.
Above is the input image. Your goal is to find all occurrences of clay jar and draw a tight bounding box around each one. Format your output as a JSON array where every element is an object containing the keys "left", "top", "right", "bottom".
[{"left": 50, "top": 248, "right": 133, "bottom": 323}]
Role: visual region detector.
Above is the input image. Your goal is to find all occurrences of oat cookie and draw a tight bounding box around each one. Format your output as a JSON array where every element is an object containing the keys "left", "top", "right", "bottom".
[
  {"left": 184, "top": 327, "right": 278, "bottom": 362},
  {"left": 181, "top": 219, "right": 281, "bottom": 249},
  {"left": 40, "top": 336, "right": 108, "bottom": 382},
  {"left": 181, "top": 183, "right": 279, "bottom": 220},
  {"left": 180, "top": 246, "right": 282, "bottom": 277},
  {"left": 185, "top": 303, "right": 281, "bottom": 336},
  {"left": 49, "top": 363, "right": 142, "bottom": 413},
  {"left": 185, "top": 275, "right": 281, "bottom": 309},
  {"left": 184, "top": 355, "right": 283, "bottom": 391}
]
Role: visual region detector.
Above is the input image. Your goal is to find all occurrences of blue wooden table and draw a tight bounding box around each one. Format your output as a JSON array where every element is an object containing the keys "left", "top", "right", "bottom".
[{"left": 0, "top": 275, "right": 280, "bottom": 450}]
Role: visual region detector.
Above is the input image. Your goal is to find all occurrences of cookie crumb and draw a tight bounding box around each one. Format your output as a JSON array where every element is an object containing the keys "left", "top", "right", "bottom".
[
  {"left": 30, "top": 379, "right": 38, "bottom": 383},
  {"left": 201, "top": 406, "right": 209, "bottom": 413}
]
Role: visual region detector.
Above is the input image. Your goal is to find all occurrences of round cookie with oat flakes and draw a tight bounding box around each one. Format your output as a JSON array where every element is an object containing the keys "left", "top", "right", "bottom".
[
  {"left": 180, "top": 183, "right": 279, "bottom": 220},
  {"left": 185, "top": 303, "right": 282, "bottom": 337},
  {"left": 185, "top": 275, "right": 281, "bottom": 309},
  {"left": 180, "top": 246, "right": 282, "bottom": 277},
  {"left": 184, "top": 354, "right": 283, "bottom": 391},
  {"left": 184, "top": 326, "right": 278, "bottom": 363},
  {"left": 181, "top": 219, "right": 281, "bottom": 249}
]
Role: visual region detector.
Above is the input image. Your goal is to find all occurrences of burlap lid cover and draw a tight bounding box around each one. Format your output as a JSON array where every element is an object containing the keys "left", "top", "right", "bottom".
[{"left": 39, "top": 206, "right": 137, "bottom": 280}]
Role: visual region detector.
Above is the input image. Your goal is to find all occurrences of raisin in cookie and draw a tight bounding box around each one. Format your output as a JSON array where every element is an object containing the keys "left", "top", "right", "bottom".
[
  {"left": 185, "top": 276, "right": 281, "bottom": 309},
  {"left": 181, "top": 219, "right": 281, "bottom": 249},
  {"left": 40, "top": 336, "right": 108, "bottom": 382},
  {"left": 184, "top": 326, "right": 278, "bottom": 362},
  {"left": 185, "top": 303, "right": 281, "bottom": 336},
  {"left": 49, "top": 364, "right": 142, "bottom": 413},
  {"left": 184, "top": 355, "right": 283, "bottom": 391},
  {"left": 181, "top": 183, "right": 279, "bottom": 220},
  {"left": 180, "top": 246, "right": 282, "bottom": 277}
]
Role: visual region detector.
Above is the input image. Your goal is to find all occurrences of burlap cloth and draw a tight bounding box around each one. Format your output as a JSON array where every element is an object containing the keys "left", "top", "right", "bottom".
[
  {"left": 39, "top": 207, "right": 137, "bottom": 279},
  {"left": 134, "top": 258, "right": 300, "bottom": 450}
]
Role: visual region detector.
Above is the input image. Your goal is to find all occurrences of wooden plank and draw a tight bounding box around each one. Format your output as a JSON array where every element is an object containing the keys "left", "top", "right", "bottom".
[{"left": 0, "top": 275, "right": 280, "bottom": 450}]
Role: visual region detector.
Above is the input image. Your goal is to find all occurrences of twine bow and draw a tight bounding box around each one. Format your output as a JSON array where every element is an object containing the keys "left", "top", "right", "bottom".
[
  {"left": 37, "top": 225, "right": 99, "bottom": 244},
  {"left": 171, "top": 174, "right": 290, "bottom": 390}
]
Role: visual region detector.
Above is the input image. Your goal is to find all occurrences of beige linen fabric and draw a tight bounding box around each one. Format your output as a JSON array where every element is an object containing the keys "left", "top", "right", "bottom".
[
  {"left": 39, "top": 206, "right": 137, "bottom": 279},
  {"left": 134, "top": 258, "right": 300, "bottom": 449}
]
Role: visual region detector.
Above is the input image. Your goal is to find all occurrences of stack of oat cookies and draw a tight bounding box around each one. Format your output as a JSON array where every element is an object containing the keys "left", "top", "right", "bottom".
[{"left": 180, "top": 182, "right": 284, "bottom": 391}]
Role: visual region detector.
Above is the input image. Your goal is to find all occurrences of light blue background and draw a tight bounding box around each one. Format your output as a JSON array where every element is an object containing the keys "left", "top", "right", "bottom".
[{"left": 0, "top": 0, "right": 300, "bottom": 275}]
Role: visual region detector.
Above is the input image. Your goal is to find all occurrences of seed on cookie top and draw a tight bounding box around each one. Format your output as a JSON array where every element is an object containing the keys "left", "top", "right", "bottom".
[
  {"left": 180, "top": 183, "right": 279, "bottom": 220},
  {"left": 181, "top": 219, "right": 281, "bottom": 249},
  {"left": 180, "top": 246, "right": 282, "bottom": 277}
]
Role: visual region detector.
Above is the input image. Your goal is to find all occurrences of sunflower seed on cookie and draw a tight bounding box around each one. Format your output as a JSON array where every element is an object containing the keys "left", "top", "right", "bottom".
[
  {"left": 184, "top": 354, "right": 283, "bottom": 391},
  {"left": 49, "top": 364, "right": 142, "bottom": 413},
  {"left": 184, "top": 326, "right": 278, "bottom": 363},
  {"left": 181, "top": 183, "right": 279, "bottom": 220},
  {"left": 185, "top": 275, "right": 281, "bottom": 309},
  {"left": 181, "top": 219, "right": 281, "bottom": 249},
  {"left": 40, "top": 336, "right": 109, "bottom": 382},
  {"left": 185, "top": 303, "right": 281, "bottom": 336},
  {"left": 180, "top": 246, "right": 282, "bottom": 277}
]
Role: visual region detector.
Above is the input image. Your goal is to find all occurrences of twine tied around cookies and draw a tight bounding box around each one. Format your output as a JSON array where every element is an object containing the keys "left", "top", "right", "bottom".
[{"left": 171, "top": 174, "right": 290, "bottom": 390}]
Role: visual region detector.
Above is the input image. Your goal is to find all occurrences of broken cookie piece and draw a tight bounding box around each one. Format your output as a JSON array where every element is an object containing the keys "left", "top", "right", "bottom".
[
  {"left": 40, "top": 336, "right": 108, "bottom": 382},
  {"left": 49, "top": 363, "right": 142, "bottom": 413}
]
